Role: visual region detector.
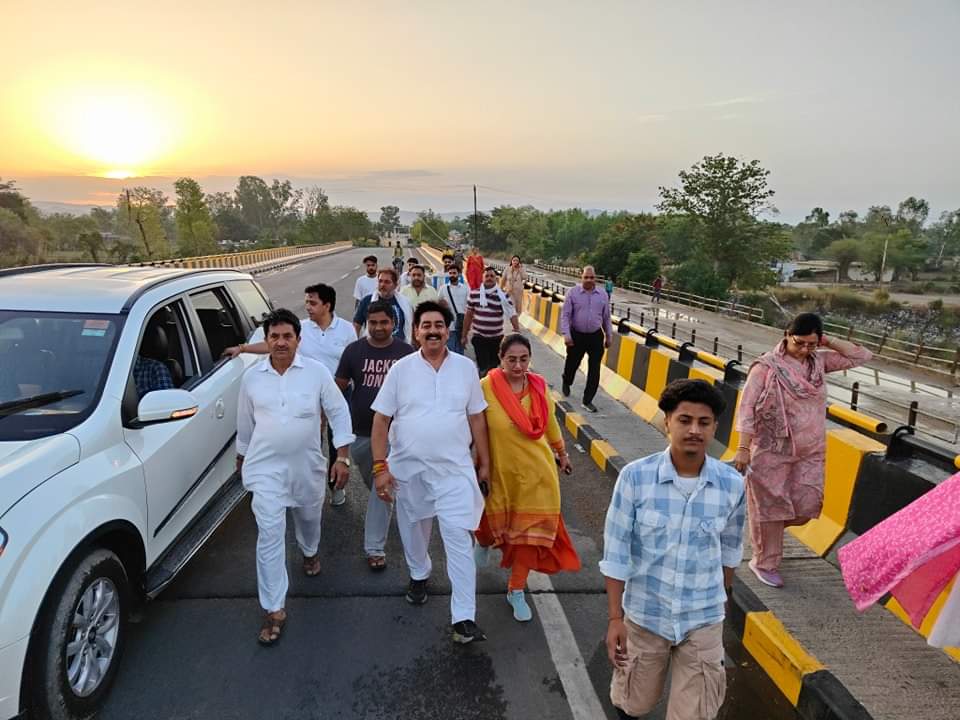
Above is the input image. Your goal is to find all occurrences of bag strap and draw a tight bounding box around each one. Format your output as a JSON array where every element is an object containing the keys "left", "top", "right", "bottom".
[{"left": 446, "top": 284, "right": 460, "bottom": 315}]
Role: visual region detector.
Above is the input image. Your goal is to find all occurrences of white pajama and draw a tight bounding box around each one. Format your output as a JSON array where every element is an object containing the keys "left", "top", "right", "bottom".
[
  {"left": 370, "top": 351, "right": 488, "bottom": 625},
  {"left": 236, "top": 353, "right": 356, "bottom": 614},
  {"left": 252, "top": 493, "right": 323, "bottom": 612},
  {"left": 396, "top": 499, "right": 476, "bottom": 623}
]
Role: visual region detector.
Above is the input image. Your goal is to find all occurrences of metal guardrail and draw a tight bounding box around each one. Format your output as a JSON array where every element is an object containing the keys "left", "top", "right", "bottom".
[
  {"left": 132, "top": 242, "right": 350, "bottom": 271},
  {"left": 536, "top": 260, "right": 959, "bottom": 381},
  {"left": 525, "top": 278, "right": 959, "bottom": 447}
]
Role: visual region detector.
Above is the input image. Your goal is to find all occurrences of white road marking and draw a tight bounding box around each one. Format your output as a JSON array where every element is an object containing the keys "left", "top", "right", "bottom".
[
  {"left": 527, "top": 571, "right": 607, "bottom": 720},
  {"left": 339, "top": 272, "right": 351, "bottom": 280}
]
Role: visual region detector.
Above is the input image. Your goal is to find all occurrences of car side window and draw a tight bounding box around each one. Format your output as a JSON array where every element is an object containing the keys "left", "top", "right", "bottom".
[
  {"left": 188, "top": 287, "right": 245, "bottom": 366},
  {"left": 133, "top": 301, "right": 196, "bottom": 399},
  {"left": 229, "top": 280, "right": 272, "bottom": 332}
]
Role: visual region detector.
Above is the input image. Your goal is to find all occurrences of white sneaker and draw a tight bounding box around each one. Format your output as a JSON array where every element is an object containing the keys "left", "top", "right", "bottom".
[{"left": 331, "top": 488, "right": 346, "bottom": 506}]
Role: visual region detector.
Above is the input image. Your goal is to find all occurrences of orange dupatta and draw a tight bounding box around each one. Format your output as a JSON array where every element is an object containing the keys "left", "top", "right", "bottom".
[{"left": 487, "top": 368, "right": 548, "bottom": 440}]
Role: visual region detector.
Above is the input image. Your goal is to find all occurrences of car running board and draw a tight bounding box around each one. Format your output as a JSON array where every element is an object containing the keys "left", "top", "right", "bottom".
[{"left": 144, "top": 475, "right": 248, "bottom": 598}]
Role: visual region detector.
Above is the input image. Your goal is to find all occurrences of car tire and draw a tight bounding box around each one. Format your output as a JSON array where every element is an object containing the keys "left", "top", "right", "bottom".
[{"left": 28, "top": 548, "right": 130, "bottom": 720}]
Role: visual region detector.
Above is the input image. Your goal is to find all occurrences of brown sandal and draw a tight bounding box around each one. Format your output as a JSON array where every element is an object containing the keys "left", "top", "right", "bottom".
[
  {"left": 257, "top": 610, "right": 286, "bottom": 646},
  {"left": 366, "top": 555, "right": 387, "bottom": 572},
  {"left": 303, "top": 552, "right": 321, "bottom": 577}
]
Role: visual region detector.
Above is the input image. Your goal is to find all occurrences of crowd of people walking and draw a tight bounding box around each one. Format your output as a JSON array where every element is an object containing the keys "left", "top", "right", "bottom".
[{"left": 222, "top": 249, "right": 871, "bottom": 720}]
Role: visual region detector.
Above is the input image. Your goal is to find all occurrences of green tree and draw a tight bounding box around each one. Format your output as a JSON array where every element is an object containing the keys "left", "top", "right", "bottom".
[
  {"left": 590, "top": 214, "right": 659, "bottom": 281},
  {"left": 896, "top": 196, "right": 929, "bottom": 235},
  {"left": 77, "top": 231, "right": 106, "bottom": 262},
  {"left": 621, "top": 250, "right": 660, "bottom": 286},
  {"left": 116, "top": 187, "right": 169, "bottom": 260},
  {"left": 489, "top": 205, "right": 548, "bottom": 257},
  {"left": 174, "top": 178, "right": 218, "bottom": 257},
  {"left": 208, "top": 191, "right": 253, "bottom": 246},
  {"left": 235, "top": 176, "right": 274, "bottom": 239},
  {"left": 859, "top": 229, "right": 922, "bottom": 281},
  {"left": 0, "top": 207, "right": 43, "bottom": 266},
  {"left": 411, "top": 210, "right": 450, "bottom": 248},
  {"left": 378, "top": 205, "right": 401, "bottom": 235},
  {"left": 927, "top": 209, "right": 960, "bottom": 268},
  {"left": 464, "top": 212, "right": 503, "bottom": 252},
  {"left": 657, "top": 153, "right": 784, "bottom": 289},
  {"left": 670, "top": 259, "right": 730, "bottom": 299},
  {"left": 825, "top": 238, "right": 861, "bottom": 280}
]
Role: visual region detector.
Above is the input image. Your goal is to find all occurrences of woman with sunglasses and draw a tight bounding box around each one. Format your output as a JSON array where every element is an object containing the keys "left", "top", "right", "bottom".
[{"left": 735, "top": 313, "right": 871, "bottom": 588}]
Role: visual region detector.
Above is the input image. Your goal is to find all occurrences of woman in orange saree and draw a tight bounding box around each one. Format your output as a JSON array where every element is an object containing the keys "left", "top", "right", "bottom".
[{"left": 476, "top": 333, "right": 581, "bottom": 622}]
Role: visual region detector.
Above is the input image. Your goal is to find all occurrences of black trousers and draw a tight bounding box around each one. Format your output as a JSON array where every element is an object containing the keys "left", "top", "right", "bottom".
[
  {"left": 562, "top": 329, "right": 605, "bottom": 403},
  {"left": 472, "top": 334, "right": 502, "bottom": 377}
]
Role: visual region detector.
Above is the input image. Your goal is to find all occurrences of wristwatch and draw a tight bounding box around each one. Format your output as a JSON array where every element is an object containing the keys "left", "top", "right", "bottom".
[{"left": 334, "top": 457, "right": 352, "bottom": 468}]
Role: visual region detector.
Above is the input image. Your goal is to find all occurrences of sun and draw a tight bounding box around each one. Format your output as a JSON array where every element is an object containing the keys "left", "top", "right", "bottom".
[{"left": 49, "top": 89, "right": 177, "bottom": 176}]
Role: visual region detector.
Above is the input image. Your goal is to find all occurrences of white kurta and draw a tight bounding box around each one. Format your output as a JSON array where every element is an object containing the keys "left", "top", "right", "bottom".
[
  {"left": 371, "top": 350, "right": 487, "bottom": 530},
  {"left": 237, "top": 353, "right": 355, "bottom": 507}
]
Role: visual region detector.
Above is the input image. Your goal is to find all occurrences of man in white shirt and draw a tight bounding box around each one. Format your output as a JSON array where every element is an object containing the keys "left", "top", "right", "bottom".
[
  {"left": 399, "top": 257, "right": 419, "bottom": 287},
  {"left": 236, "top": 309, "right": 355, "bottom": 646},
  {"left": 224, "top": 284, "right": 357, "bottom": 506},
  {"left": 353, "top": 255, "right": 379, "bottom": 308},
  {"left": 438, "top": 264, "right": 469, "bottom": 354},
  {"left": 371, "top": 300, "right": 492, "bottom": 645}
]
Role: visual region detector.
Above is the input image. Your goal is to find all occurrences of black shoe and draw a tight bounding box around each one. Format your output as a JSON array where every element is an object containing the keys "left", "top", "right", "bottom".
[
  {"left": 562, "top": 382, "right": 571, "bottom": 397},
  {"left": 452, "top": 619, "right": 487, "bottom": 644},
  {"left": 582, "top": 401, "right": 598, "bottom": 413},
  {"left": 406, "top": 578, "right": 428, "bottom": 605}
]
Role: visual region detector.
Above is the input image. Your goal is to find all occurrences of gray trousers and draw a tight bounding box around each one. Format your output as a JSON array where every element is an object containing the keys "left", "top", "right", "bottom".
[{"left": 351, "top": 436, "right": 394, "bottom": 556}]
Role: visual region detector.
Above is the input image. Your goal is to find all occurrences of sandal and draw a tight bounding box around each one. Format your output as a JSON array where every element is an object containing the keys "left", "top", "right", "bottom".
[
  {"left": 303, "top": 552, "right": 321, "bottom": 577},
  {"left": 257, "top": 610, "right": 286, "bottom": 646},
  {"left": 366, "top": 555, "right": 387, "bottom": 572}
]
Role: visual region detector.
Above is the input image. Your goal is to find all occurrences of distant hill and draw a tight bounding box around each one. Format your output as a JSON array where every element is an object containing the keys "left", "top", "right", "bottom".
[{"left": 34, "top": 201, "right": 105, "bottom": 217}]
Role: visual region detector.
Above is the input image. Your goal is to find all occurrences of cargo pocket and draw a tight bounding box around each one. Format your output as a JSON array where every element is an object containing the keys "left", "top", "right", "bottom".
[{"left": 698, "top": 641, "right": 726, "bottom": 719}]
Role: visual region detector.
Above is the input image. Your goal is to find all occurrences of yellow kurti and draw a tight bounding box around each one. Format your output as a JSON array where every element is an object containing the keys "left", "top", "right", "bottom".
[{"left": 480, "top": 377, "right": 563, "bottom": 547}]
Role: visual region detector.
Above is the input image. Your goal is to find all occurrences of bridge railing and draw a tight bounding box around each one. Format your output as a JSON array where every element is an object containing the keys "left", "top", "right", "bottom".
[
  {"left": 520, "top": 273, "right": 959, "bottom": 447},
  {"left": 130, "top": 242, "right": 350, "bottom": 272},
  {"left": 535, "top": 260, "right": 959, "bottom": 381}
]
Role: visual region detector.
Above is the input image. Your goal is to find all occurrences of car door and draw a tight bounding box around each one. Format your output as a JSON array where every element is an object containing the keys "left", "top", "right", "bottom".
[{"left": 122, "top": 296, "right": 230, "bottom": 551}]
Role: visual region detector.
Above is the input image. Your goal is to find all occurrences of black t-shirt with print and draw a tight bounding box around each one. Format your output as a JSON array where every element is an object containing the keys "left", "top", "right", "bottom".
[{"left": 335, "top": 337, "right": 414, "bottom": 436}]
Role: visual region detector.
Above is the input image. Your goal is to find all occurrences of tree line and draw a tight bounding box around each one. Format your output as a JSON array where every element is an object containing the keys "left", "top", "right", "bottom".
[
  {"left": 414, "top": 154, "right": 959, "bottom": 300},
  {"left": 0, "top": 176, "right": 380, "bottom": 267}
]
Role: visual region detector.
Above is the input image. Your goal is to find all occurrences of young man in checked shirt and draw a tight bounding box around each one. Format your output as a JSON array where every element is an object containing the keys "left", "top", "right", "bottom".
[{"left": 600, "top": 379, "right": 745, "bottom": 720}]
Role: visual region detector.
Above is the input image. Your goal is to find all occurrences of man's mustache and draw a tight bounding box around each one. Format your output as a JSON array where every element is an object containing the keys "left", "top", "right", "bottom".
[{"left": 424, "top": 334, "right": 442, "bottom": 341}]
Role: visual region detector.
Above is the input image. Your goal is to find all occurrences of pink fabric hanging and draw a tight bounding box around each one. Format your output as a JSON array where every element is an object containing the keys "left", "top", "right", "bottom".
[{"left": 838, "top": 472, "right": 960, "bottom": 627}]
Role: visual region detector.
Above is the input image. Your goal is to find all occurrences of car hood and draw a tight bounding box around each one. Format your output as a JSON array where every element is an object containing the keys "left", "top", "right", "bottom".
[{"left": 0, "top": 434, "right": 81, "bottom": 517}]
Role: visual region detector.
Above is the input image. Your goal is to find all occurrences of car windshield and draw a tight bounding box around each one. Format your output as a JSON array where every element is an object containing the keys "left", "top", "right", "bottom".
[{"left": 0, "top": 311, "right": 123, "bottom": 441}]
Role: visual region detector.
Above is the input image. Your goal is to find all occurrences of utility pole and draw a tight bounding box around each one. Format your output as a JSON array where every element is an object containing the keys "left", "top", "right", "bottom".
[{"left": 473, "top": 184, "right": 479, "bottom": 249}]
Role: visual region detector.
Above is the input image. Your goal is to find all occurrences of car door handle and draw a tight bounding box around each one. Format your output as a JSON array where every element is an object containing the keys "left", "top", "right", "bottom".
[{"left": 215, "top": 399, "right": 225, "bottom": 419}]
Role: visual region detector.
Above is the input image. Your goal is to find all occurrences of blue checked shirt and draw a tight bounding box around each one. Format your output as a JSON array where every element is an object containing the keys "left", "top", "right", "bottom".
[
  {"left": 133, "top": 356, "right": 174, "bottom": 398},
  {"left": 600, "top": 449, "right": 746, "bottom": 643}
]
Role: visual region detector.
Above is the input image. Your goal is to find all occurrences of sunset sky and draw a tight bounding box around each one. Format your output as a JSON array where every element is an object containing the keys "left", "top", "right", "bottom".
[{"left": 2, "top": 1, "right": 958, "bottom": 221}]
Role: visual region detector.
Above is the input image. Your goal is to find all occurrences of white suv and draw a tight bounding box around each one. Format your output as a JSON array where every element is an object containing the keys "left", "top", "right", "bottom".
[{"left": 0, "top": 264, "right": 271, "bottom": 719}]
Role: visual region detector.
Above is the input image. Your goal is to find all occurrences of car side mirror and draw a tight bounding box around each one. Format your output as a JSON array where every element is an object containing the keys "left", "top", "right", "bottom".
[{"left": 134, "top": 389, "right": 200, "bottom": 426}]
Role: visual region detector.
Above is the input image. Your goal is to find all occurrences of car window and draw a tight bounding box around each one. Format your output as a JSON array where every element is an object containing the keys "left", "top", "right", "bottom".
[
  {"left": 229, "top": 280, "right": 272, "bottom": 330},
  {"left": 132, "top": 301, "right": 196, "bottom": 399},
  {"left": 188, "top": 287, "right": 245, "bottom": 364},
  {"left": 0, "top": 311, "right": 122, "bottom": 441}
]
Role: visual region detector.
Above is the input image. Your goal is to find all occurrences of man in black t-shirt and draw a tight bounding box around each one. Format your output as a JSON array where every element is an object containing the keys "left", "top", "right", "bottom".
[{"left": 336, "top": 300, "right": 414, "bottom": 571}]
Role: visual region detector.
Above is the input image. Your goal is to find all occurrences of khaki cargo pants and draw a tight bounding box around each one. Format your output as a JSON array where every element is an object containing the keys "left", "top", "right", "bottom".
[{"left": 611, "top": 620, "right": 725, "bottom": 720}]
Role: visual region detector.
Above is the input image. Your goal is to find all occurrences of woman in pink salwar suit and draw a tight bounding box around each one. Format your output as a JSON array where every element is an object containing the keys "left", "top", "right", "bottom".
[{"left": 735, "top": 313, "right": 872, "bottom": 588}]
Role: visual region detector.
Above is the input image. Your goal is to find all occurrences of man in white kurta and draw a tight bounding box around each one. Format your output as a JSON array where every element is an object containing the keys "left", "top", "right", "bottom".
[
  {"left": 236, "top": 309, "right": 355, "bottom": 644},
  {"left": 370, "top": 300, "right": 491, "bottom": 644}
]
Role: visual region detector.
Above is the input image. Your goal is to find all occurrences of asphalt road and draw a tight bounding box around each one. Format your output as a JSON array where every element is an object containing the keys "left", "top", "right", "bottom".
[{"left": 99, "top": 247, "right": 799, "bottom": 720}]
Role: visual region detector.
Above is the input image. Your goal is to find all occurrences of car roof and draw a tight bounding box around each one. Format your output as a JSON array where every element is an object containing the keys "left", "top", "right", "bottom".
[{"left": 0, "top": 265, "right": 253, "bottom": 314}]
